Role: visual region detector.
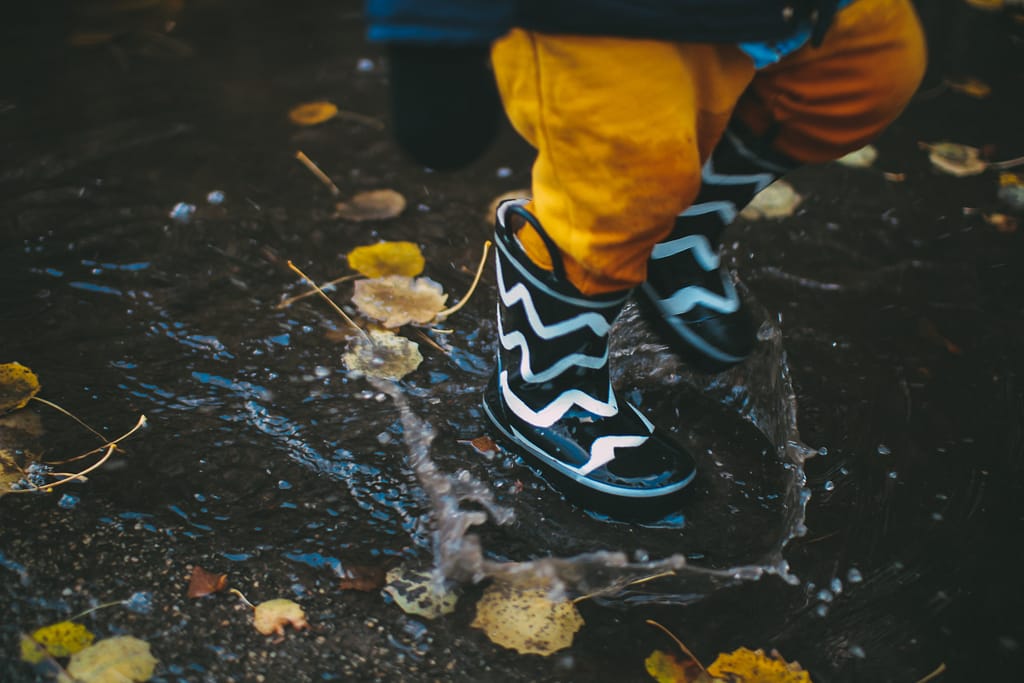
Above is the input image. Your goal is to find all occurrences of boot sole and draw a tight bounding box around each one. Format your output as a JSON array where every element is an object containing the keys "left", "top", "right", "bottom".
[{"left": 480, "top": 390, "right": 695, "bottom": 523}]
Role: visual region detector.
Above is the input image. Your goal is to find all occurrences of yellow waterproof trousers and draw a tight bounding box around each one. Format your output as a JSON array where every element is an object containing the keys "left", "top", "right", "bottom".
[{"left": 490, "top": 0, "right": 926, "bottom": 294}]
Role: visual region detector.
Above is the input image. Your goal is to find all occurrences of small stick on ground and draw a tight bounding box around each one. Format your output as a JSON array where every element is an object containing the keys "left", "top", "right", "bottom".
[
  {"left": 294, "top": 150, "right": 341, "bottom": 196},
  {"left": 31, "top": 396, "right": 107, "bottom": 443},
  {"left": 914, "top": 662, "right": 946, "bottom": 683},
  {"left": 437, "top": 240, "right": 492, "bottom": 320},
  {"left": 287, "top": 261, "right": 372, "bottom": 344},
  {"left": 413, "top": 329, "right": 449, "bottom": 356},
  {"left": 229, "top": 588, "right": 256, "bottom": 609},
  {"left": 646, "top": 619, "right": 707, "bottom": 674},
  {"left": 277, "top": 273, "right": 360, "bottom": 310}
]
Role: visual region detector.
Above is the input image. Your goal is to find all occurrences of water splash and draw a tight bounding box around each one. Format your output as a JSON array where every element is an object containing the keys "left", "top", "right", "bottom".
[{"left": 375, "top": 288, "right": 814, "bottom": 601}]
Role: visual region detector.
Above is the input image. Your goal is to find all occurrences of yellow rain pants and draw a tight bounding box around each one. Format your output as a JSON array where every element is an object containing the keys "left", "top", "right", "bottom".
[{"left": 490, "top": 0, "right": 926, "bottom": 294}]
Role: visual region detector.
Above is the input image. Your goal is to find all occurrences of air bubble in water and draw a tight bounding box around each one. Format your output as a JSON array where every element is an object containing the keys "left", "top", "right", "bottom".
[
  {"left": 849, "top": 645, "right": 867, "bottom": 659},
  {"left": 815, "top": 589, "right": 834, "bottom": 603},
  {"left": 815, "top": 604, "right": 829, "bottom": 617},
  {"left": 823, "top": 480, "right": 835, "bottom": 491},
  {"left": 830, "top": 577, "right": 843, "bottom": 594},
  {"left": 847, "top": 567, "right": 863, "bottom": 583},
  {"left": 877, "top": 444, "right": 891, "bottom": 455}
]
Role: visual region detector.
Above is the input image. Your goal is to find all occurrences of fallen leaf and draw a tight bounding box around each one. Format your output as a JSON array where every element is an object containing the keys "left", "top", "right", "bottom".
[
  {"left": 347, "top": 241, "right": 425, "bottom": 278},
  {"left": 384, "top": 567, "right": 458, "bottom": 620},
  {"left": 706, "top": 648, "right": 812, "bottom": 683},
  {"left": 984, "top": 212, "right": 1017, "bottom": 234},
  {"left": 342, "top": 329, "right": 423, "bottom": 380},
  {"left": 334, "top": 189, "right": 407, "bottom": 221},
  {"left": 338, "top": 564, "right": 388, "bottom": 592},
  {"left": 740, "top": 180, "right": 803, "bottom": 220},
  {"left": 21, "top": 622, "right": 95, "bottom": 663},
  {"left": 964, "top": 0, "right": 1004, "bottom": 11},
  {"left": 0, "top": 362, "right": 41, "bottom": 414},
  {"left": 352, "top": 276, "right": 448, "bottom": 328},
  {"left": 58, "top": 636, "right": 158, "bottom": 683},
  {"left": 836, "top": 145, "right": 878, "bottom": 168},
  {"left": 288, "top": 101, "right": 339, "bottom": 126},
  {"left": 997, "top": 172, "right": 1024, "bottom": 210},
  {"left": 471, "top": 581, "right": 583, "bottom": 656},
  {"left": 253, "top": 599, "right": 309, "bottom": 636},
  {"left": 187, "top": 566, "right": 228, "bottom": 598},
  {"left": 646, "top": 649, "right": 710, "bottom": 683},
  {"left": 882, "top": 172, "right": 906, "bottom": 182},
  {"left": 460, "top": 435, "right": 499, "bottom": 457},
  {"left": 946, "top": 77, "right": 992, "bottom": 99},
  {"left": 920, "top": 141, "right": 988, "bottom": 177}
]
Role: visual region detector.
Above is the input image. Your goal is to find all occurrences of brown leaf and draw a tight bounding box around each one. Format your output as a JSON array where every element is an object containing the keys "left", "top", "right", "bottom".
[
  {"left": 187, "top": 566, "right": 228, "bottom": 598},
  {"left": 339, "top": 565, "right": 388, "bottom": 592},
  {"left": 334, "top": 189, "right": 406, "bottom": 221},
  {"left": 460, "top": 435, "right": 499, "bottom": 457}
]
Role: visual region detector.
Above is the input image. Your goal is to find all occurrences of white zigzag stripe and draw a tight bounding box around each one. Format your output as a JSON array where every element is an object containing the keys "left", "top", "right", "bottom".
[
  {"left": 500, "top": 370, "right": 617, "bottom": 428},
  {"left": 650, "top": 233, "right": 720, "bottom": 271},
  {"left": 658, "top": 276, "right": 740, "bottom": 316},
  {"left": 498, "top": 314, "right": 608, "bottom": 383},
  {"left": 702, "top": 154, "right": 776, "bottom": 194},
  {"left": 577, "top": 405, "right": 655, "bottom": 475},
  {"left": 679, "top": 199, "right": 738, "bottom": 226},
  {"left": 497, "top": 257, "right": 611, "bottom": 338}
]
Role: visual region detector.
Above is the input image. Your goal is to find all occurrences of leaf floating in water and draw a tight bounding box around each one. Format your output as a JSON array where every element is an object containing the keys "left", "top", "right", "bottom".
[
  {"left": 288, "top": 101, "right": 339, "bottom": 126},
  {"left": 836, "top": 145, "right": 878, "bottom": 168},
  {"left": 740, "top": 180, "right": 803, "bottom": 220},
  {"left": 253, "top": 599, "right": 309, "bottom": 637},
  {"left": 21, "top": 622, "right": 95, "bottom": 662},
  {"left": 352, "top": 276, "right": 448, "bottom": 328},
  {"left": 384, "top": 567, "right": 458, "bottom": 620},
  {"left": 919, "top": 141, "right": 988, "bottom": 177},
  {"left": 998, "top": 172, "right": 1024, "bottom": 211},
  {"left": 706, "top": 647, "right": 812, "bottom": 683},
  {"left": 0, "top": 362, "right": 40, "bottom": 414},
  {"left": 471, "top": 581, "right": 583, "bottom": 656},
  {"left": 187, "top": 566, "right": 228, "bottom": 598},
  {"left": 984, "top": 212, "right": 1017, "bottom": 234},
  {"left": 334, "top": 189, "right": 407, "bottom": 222},
  {"left": 348, "top": 241, "right": 425, "bottom": 278},
  {"left": 59, "top": 636, "right": 158, "bottom": 683},
  {"left": 645, "top": 650, "right": 704, "bottom": 683},
  {"left": 342, "top": 329, "right": 423, "bottom": 380},
  {"left": 964, "top": 0, "right": 1005, "bottom": 11}
]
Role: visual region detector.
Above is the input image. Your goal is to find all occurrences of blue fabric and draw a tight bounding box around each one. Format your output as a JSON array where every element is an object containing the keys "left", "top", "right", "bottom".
[
  {"left": 365, "top": 0, "right": 844, "bottom": 46},
  {"left": 739, "top": 0, "right": 856, "bottom": 68}
]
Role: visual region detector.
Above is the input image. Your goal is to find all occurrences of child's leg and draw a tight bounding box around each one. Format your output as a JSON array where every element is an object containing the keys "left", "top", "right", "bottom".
[
  {"left": 736, "top": 0, "right": 927, "bottom": 164},
  {"left": 642, "top": 0, "right": 926, "bottom": 370},
  {"left": 490, "top": 31, "right": 756, "bottom": 295}
]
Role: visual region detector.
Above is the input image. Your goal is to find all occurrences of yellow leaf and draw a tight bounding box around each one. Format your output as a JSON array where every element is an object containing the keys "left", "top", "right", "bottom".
[
  {"left": 342, "top": 329, "right": 423, "bottom": 380},
  {"left": 22, "top": 621, "right": 95, "bottom": 662},
  {"left": 384, "top": 567, "right": 459, "bottom": 620},
  {"left": 706, "top": 647, "right": 812, "bottom": 683},
  {"left": 836, "top": 145, "right": 878, "bottom": 168},
  {"left": 352, "top": 276, "right": 448, "bottom": 328},
  {"left": 253, "top": 599, "right": 309, "bottom": 636},
  {"left": 348, "top": 241, "right": 425, "bottom": 278},
  {"left": 646, "top": 649, "right": 712, "bottom": 683},
  {"left": 740, "top": 181, "right": 803, "bottom": 220},
  {"left": 334, "top": 189, "right": 407, "bottom": 222},
  {"left": 0, "top": 362, "right": 41, "bottom": 414},
  {"left": 920, "top": 141, "right": 988, "bottom": 177},
  {"left": 59, "top": 636, "right": 157, "bottom": 683},
  {"left": 946, "top": 77, "right": 992, "bottom": 99},
  {"left": 471, "top": 581, "right": 583, "bottom": 656},
  {"left": 288, "top": 100, "right": 339, "bottom": 126}
]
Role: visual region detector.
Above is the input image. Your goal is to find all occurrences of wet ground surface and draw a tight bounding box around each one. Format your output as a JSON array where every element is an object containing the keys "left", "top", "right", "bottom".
[{"left": 1, "top": 1, "right": 1023, "bottom": 681}]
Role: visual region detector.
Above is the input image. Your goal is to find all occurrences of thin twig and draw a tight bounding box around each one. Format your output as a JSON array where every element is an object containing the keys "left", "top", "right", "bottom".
[
  {"left": 13, "top": 416, "right": 147, "bottom": 493},
  {"left": 276, "top": 273, "right": 360, "bottom": 309},
  {"left": 287, "top": 261, "right": 372, "bottom": 343},
  {"left": 437, "top": 240, "right": 492, "bottom": 320},
  {"left": 229, "top": 588, "right": 256, "bottom": 609},
  {"left": 413, "top": 329, "right": 449, "bottom": 356},
  {"left": 31, "top": 396, "right": 106, "bottom": 443},
  {"left": 988, "top": 155, "right": 1024, "bottom": 170},
  {"left": 43, "top": 414, "right": 148, "bottom": 466},
  {"left": 914, "top": 662, "right": 946, "bottom": 683},
  {"left": 573, "top": 570, "right": 676, "bottom": 604},
  {"left": 68, "top": 600, "right": 127, "bottom": 621},
  {"left": 294, "top": 150, "right": 341, "bottom": 196},
  {"left": 646, "top": 619, "right": 707, "bottom": 674}
]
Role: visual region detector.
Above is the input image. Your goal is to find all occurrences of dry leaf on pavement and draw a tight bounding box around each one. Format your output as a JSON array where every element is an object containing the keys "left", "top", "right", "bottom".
[
  {"left": 58, "top": 636, "right": 158, "bottom": 683},
  {"left": 348, "top": 241, "right": 425, "bottom": 278},
  {"left": 253, "top": 599, "right": 309, "bottom": 636},
  {"left": 471, "top": 581, "right": 583, "bottom": 656},
  {"left": 384, "top": 567, "right": 458, "bottom": 620},
  {"left": 352, "top": 276, "right": 448, "bottom": 328},
  {"left": 0, "top": 362, "right": 40, "bottom": 414},
  {"left": 21, "top": 622, "right": 95, "bottom": 662},
  {"left": 334, "top": 189, "right": 406, "bottom": 221},
  {"left": 342, "top": 329, "right": 423, "bottom": 380},
  {"left": 288, "top": 101, "right": 339, "bottom": 126},
  {"left": 187, "top": 566, "right": 228, "bottom": 598}
]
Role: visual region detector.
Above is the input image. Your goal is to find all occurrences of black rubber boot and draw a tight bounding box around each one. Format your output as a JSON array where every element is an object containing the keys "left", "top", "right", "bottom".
[
  {"left": 637, "top": 125, "right": 797, "bottom": 373},
  {"left": 481, "top": 199, "right": 697, "bottom": 521}
]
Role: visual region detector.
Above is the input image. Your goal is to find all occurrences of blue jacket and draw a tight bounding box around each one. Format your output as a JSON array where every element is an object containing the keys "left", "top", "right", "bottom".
[{"left": 365, "top": 0, "right": 841, "bottom": 45}]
